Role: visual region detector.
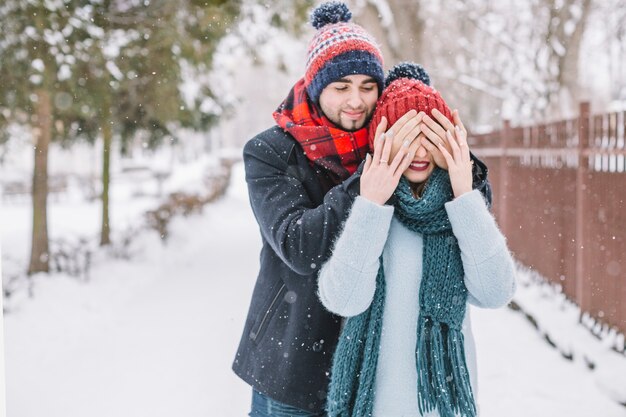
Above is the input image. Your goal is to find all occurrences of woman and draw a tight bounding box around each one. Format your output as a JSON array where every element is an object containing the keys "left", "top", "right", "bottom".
[{"left": 317, "top": 63, "right": 517, "bottom": 417}]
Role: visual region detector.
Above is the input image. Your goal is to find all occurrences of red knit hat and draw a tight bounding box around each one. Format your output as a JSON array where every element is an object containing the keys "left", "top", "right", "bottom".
[{"left": 368, "top": 63, "right": 453, "bottom": 149}]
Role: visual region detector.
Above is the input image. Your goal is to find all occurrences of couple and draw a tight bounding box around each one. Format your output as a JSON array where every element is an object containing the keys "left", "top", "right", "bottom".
[{"left": 232, "top": 2, "right": 516, "bottom": 416}]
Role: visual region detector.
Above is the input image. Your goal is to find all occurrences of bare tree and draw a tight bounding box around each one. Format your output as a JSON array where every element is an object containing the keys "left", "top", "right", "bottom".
[
  {"left": 539, "top": 0, "right": 593, "bottom": 118},
  {"left": 29, "top": 88, "right": 51, "bottom": 274}
]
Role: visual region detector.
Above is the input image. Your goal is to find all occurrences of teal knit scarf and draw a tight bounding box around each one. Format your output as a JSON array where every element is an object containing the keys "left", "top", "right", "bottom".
[{"left": 326, "top": 168, "right": 477, "bottom": 417}]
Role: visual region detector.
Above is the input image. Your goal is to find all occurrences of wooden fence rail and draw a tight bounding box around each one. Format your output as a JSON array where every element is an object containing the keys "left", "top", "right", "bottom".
[{"left": 469, "top": 102, "right": 626, "bottom": 337}]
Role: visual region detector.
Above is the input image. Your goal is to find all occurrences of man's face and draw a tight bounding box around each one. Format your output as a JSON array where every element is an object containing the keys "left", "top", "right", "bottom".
[{"left": 318, "top": 74, "right": 378, "bottom": 132}]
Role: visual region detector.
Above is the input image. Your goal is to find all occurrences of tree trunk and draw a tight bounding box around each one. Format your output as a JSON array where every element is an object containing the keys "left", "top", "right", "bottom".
[
  {"left": 100, "top": 98, "right": 112, "bottom": 246},
  {"left": 385, "top": 0, "right": 425, "bottom": 64},
  {"left": 558, "top": 0, "right": 592, "bottom": 108},
  {"left": 28, "top": 89, "right": 51, "bottom": 275},
  {"left": 543, "top": 0, "right": 592, "bottom": 118}
]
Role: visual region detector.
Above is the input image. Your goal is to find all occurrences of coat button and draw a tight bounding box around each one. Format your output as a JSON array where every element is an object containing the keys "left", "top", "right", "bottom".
[{"left": 312, "top": 340, "right": 324, "bottom": 352}]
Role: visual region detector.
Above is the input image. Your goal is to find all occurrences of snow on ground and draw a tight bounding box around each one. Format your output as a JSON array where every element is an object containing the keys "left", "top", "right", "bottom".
[
  {"left": 3, "top": 162, "right": 626, "bottom": 417},
  {"left": 0, "top": 245, "right": 5, "bottom": 417},
  {"left": 472, "top": 305, "right": 625, "bottom": 416},
  {"left": 3, "top": 162, "right": 256, "bottom": 417},
  {"left": 512, "top": 265, "right": 626, "bottom": 405}
]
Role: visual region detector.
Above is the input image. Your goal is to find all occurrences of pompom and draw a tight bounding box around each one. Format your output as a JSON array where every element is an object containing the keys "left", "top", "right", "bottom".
[
  {"left": 310, "top": 1, "right": 352, "bottom": 30},
  {"left": 385, "top": 62, "right": 430, "bottom": 87}
]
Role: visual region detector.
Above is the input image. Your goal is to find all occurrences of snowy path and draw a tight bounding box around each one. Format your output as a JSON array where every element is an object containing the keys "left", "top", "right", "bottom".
[{"left": 4, "top": 164, "right": 625, "bottom": 417}]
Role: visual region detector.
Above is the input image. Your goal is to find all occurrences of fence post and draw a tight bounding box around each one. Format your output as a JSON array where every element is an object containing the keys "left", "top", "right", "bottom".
[
  {"left": 499, "top": 120, "right": 511, "bottom": 233},
  {"left": 576, "top": 102, "right": 590, "bottom": 310}
]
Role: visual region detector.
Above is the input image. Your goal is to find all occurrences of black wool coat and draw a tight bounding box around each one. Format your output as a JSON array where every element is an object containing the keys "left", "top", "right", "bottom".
[{"left": 232, "top": 125, "right": 492, "bottom": 413}]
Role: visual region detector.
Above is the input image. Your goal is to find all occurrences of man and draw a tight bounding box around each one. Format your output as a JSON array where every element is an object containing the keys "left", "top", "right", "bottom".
[{"left": 232, "top": 2, "right": 491, "bottom": 416}]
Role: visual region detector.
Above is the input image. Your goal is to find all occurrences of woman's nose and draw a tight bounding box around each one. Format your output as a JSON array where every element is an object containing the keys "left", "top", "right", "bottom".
[{"left": 416, "top": 144, "right": 428, "bottom": 158}]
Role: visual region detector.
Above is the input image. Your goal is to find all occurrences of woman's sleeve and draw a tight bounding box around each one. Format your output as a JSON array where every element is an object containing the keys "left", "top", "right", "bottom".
[
  {"left": 318, "top": 196, "right": 394, "bottom": 317},
  {"left": 445, "top": 190, "right": 517, "bottom": 308}
]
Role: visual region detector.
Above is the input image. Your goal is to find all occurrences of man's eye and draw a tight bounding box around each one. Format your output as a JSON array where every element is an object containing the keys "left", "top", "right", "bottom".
[
  {"left": 361, "top": 86, "right": 375, "bottom": 92},
  {"left": 335, "top": 86, "right": 348, "bottom": 91}
]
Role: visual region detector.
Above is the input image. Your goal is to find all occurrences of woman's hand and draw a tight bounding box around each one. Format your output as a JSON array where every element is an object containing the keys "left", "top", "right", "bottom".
[
  {"left": 360, "top": 114, "right": 418, "bottom": 205},
  {"left": 418, "top": 109, "right": 467, "bottom": 171},
  {"left": 387, "top": 110, "right": 423, "bottom": 162},
  {"left": 436, "top": 120, "right": 473, "bottom": 199}
]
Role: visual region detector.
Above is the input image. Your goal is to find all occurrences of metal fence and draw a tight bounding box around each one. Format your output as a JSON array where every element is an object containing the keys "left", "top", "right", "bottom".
[{"left": 469, "top": 102, "right": 626, "bottom": 335}]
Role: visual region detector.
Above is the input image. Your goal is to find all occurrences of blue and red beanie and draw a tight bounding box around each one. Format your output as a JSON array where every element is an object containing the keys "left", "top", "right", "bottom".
[{"left": 305, "top": 1, "right": 385, "bottom": 103}]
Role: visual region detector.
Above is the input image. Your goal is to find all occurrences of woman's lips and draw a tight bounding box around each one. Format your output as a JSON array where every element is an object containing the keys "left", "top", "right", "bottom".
[{"left": 408, "top": 161, "right": 430, "bottom": 171}]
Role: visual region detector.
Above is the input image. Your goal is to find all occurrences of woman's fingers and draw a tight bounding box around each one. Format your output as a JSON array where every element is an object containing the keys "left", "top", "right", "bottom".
[
  {"left": 450, "top": 126, "right": 470, "bottom": 163},
  {"left": 380, "top": 126, "right": 394, "bottom": 164},
  {"left": 371, "top": 116, "right": 387, "bottom": 163},
  {"left": 389, "top": 109, "right": 418, "bottom": 134},
  {"left": 420, "top": 121, "right": 452, "bottom": 158},
  {"left": 419, "top": 135, "right": 438, "bottom": 154},
  {"left": 452, "top": 110, "right": 467, "bottom": 136},
  {"left": 394, "top": 139, "right": 419, "bottom": 179},
  {"left": 422, "top": 114, "right": 448, "bottom": 144},
  {"left": 389, "top": 135, "right": 412, "bottom": 172},
  {"left": 456, "top": 125, "right": 471, "bottom": 162},
  {"left": 419, "top": 135, "right": 448, "bottom": 170},
  {"left": 373, "top": 116, "right": 388, "bottom": 141},
  {"left": 436, "top": 139, "right": 454, "bottom": 167},
  {"left": 360, "top": 114, "right": 415, "bottom": 205},
  {"left": 394, "top": 116, "right": 420, "bottom": 142},
  {"left": 371, "top": 131, "right": 385, "bottom": 164},
  {"left": 431, "top": 109, "right": 455, "bottom": 133},
  {"left": 363, "top": 152, "right": 372, "bottom": 173},
  {"left": 446, "top": 130, "right": 462, "bottom": 162}
]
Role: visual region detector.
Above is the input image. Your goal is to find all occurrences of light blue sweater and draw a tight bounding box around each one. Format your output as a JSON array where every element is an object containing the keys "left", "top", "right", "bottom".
[{"left": 318, "top": 190, "right": 517, "bottom": 417}]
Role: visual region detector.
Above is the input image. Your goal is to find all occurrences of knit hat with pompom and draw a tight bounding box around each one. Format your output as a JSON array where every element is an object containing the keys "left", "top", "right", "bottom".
[
  {"left": 305, "top": 1, "right": 384, "bottom": 103},
  {"left": 368, "top": 62, "right": 452, "bottom": 148}
]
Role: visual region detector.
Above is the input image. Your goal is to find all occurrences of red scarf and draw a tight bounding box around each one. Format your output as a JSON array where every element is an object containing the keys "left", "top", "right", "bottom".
[{"left": 273, "top": 78, "right": 370, "bottom": 185}]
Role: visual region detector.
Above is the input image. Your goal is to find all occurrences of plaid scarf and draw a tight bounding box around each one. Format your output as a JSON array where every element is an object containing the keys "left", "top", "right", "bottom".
[{"left": 273, "top": 78, "right": 369, "bottom": 185}]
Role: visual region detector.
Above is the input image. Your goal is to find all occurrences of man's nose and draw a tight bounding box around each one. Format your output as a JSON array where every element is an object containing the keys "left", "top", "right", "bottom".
[{"left": 346, "top": 90, "right": 364, "bottom": 108}]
